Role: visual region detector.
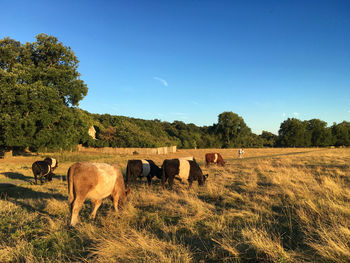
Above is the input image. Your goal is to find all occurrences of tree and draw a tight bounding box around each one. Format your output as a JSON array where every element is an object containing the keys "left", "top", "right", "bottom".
[
  {"left": 216, "top": 112, "right": 252, "bottom": 147},
  {"left": 278, "top": 118, "right": 308, "bottom": 147},
  {"left": 332, "top": 121, "right": 350, "bottom": 146},
  {"left": 27, "top": 34, "right": 88, "bottom": 106},
  {"left": 0, "top": 34, "right": 89, "bottom": 151},
  {"left": 260, "top": 131, "right": 277, "bottom": 147},
  {"left": 306, "top": 119, "right": 332, "bottom": 147}
]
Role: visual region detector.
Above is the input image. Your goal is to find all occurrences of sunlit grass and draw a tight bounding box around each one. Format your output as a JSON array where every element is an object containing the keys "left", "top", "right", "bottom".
[{"left": 0, "top": 148, "right": 349, "bottom": 262}]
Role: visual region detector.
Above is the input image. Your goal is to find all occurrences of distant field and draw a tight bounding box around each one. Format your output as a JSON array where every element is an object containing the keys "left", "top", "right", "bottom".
[{"left": 0, "top": 148, "right": 349, "bottom": 262}]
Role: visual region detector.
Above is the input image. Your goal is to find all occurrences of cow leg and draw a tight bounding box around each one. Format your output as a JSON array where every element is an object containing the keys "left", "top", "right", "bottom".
[
  {"left": 70, "top": 196, "right": 86, "bottom": 227},
  {"left": 39, "top": 174, "right": 44, "bottom": 184},
  {"left": 47, "top": 173, "right": 53, "bottom": 181},
  {"left": 89, "top": 199, "right": 102, "bottom": 220},
  {"left": 168, "top": 175, "right": 175, "bottom": 189},
  {"left": 188, "top": 180, "right": 193, "bottom": 189},
  {"left": 133, "top": 172, "right": 137, "bottom": 185},
  {"left": 161, "top": 174, "right": 166, "bottom": 189},
  {"left": 34, "top": 174, "right": 38, "bottom": 185},
  {"left": 147, "top": 175, "right": 152, "bottom": 186},
  {"left": 111, "top": 194, "right": 120, "bottom": 213}
]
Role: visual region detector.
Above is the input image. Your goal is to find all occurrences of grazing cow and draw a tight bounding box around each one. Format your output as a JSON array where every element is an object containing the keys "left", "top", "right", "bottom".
[
  {"left": 179, "top": 156, "right": 194, "bottom": 161},
  {"left": 161, "top": 159, "right": 208, "bottom": 189},
  {"left": 32, "top": 157, "right": 58, "bottom": 184},
  {"left": 126, "top": 159, "right": 162, "bottom": 186},
  {"left": 67, "top": 162, "right": 130, "bottom": 226},
  {"left": 44, "top": 157, "right": 58, "bottom": 171},
  {"left": 205, "top": 153, "right": 225, "bottom": 167}
]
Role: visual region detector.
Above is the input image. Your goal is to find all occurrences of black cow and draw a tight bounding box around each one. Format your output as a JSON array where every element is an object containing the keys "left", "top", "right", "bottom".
[
  {"left": 161, "top": 159, "right": 208, "bottom": 189},
  {"left": 126, "top": 159, "right": 162, "bottom": 187},
  {"left": 32, "top": 157, "right": 58, "bottom": 184}
]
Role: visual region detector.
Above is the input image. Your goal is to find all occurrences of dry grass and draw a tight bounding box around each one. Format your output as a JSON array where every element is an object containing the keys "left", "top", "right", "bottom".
[{"left": 0, "top": 148, "right": 349, "bottom": 262}]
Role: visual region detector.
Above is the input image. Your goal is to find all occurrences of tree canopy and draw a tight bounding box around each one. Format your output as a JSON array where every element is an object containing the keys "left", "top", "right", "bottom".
[
  {"left": 216, "top": 112, "right": 253, "bottom": 147},
  {"left": 0, "top": 34, "right": 90, "bottom": 151}
]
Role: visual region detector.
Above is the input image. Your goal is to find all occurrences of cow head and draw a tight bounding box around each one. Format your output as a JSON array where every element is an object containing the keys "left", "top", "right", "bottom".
[
  {"left": 218, "top": 159, "right": 225, "bottom": 166},
  {"left": 203, "top": 174, "right": 209, "bottom": 182},
  {"left": 199, "top": 173, "right": 209, "bottom": 185},
  {"left": 119, "top": 187, "right": 131, "bottom": 208}
]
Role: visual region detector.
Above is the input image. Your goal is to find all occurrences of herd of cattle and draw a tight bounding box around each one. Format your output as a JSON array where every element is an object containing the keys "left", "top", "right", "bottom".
[{"left": 31, "top": 153, "right": 226, "bottom": 226}]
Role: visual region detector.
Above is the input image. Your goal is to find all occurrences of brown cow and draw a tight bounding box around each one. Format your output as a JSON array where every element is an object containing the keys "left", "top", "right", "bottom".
[
  {"left": 67, "top": 162, "right": 130, "bottom": 226},
  {"left": 205, "top": 153, "right": 225, "bottom": 167}
]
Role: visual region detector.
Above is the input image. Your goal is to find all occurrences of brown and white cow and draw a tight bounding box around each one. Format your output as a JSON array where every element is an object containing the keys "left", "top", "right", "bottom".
[
  {"left": 126, "top": 159, "right": 162, "bottom": 186},
  {"left": 205, "top": 153, "right": 225, "bottom": 167},
  {"left": 161, "top": 159, "right": 208, "bottom": 189},
  {"left": 67, "top": 162, "right": 130, "bottom": 226},
  {"left": 178, "top": 156, "right": 194, "bottom": 161}
]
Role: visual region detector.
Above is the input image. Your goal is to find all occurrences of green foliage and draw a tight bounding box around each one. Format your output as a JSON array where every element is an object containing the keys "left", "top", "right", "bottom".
[
  {"left": 306, "top": 119, "right": 332, "bottom": 147},
  {"left": 278, "top": 118, "right": 309, "bottom": 147},
  {"left": 278, "top": 118, "right": 339, "bottom": 147},
  {"left": 216, "top": 111, "right": 255, "bottom": 148},
  {"left": 260, "top": 131, "right": 278, "bottom": 147},
  {"left": 332, "top": 121, "right": 350, "bottom": 146},
  {"left": 0, "top": 34, "right": 90, "bottom": 151}
]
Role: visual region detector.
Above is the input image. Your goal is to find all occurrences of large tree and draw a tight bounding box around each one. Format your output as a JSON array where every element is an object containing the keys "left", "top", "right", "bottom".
[
  {"left": 260, "top": 131, "right": 278, "bottom": 147},
  {"left": 216, "top": 111, "right": 252, "bottom": 147},
  {"left": 0, "top": 34, "right": 89, "bottom": 151},
  {"left": 306, "top": 119, "right": 332, "bottom": 147},
  {"left": 278, "top": 118, "right": 309, "bottom": 147},
  {"left": 332, "top": 121, "right": 350, "bottom": 146}
]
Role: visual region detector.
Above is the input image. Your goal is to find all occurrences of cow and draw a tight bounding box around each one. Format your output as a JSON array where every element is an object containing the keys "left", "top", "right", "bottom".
[
  {"left": 126, "top": 159, "right": 162, "bottom": 187},
  {"left": 44, "top": 157, "right": 58, "bottom": 171},
  {"left": 67, "top": 162, "right": 130, "bottom": 226},
  {"left": 161, "top": 159, "right": 208, "bottom": 189},
  {"left": 205, "top": 153, "right": 225, "bottom": 167},
  {"left": 178, "top": 156, "right": 194, "bottom": 161},
  {"left": 32, "top": 157, "right": 58, "bottom": 184}
]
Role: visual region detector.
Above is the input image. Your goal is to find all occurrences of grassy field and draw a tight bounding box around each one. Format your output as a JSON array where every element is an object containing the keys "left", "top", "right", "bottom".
[{"left": 0, "top": 148, "right": 349, "bottom": 262}]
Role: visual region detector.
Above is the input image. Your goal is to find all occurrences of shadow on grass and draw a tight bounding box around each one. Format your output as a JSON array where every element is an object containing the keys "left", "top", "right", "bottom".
[
  {"left": 1, "top": 184, "right": 66, "bottom": 201},
  {"left": 0, "top": 184, "right": 67, "bottom": 217},
  {"left": 1, "top": 171, "right": 68, "bottom": 184},
  {"left": 1, "top": 171, "right": 33, "bottom": 183},
  {"left": 52, "top": 173, "right": 67, "bottom": 181}
]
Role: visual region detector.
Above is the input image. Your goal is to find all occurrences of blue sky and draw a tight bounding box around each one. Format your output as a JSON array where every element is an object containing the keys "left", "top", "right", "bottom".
[{"left": 2, "top": 0, "right": 350, "bottom": 134}]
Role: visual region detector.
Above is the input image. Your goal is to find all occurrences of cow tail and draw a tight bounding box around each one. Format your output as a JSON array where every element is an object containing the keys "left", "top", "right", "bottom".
[{"left": 67, "top": 166, "right": 74, "bottom": 205}]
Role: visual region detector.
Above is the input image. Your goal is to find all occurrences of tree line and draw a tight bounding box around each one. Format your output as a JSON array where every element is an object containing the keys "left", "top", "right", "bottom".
[{"left": 1, "top": 34, "right": 349, "bottom": 152}]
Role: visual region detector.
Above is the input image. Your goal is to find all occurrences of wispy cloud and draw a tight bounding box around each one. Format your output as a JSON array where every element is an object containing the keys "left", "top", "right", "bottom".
[
  {"left": 282, "top": 113, "right": 286, "bottom": 117},
  {"left": 153, "top": 77, "right": 168, "bottom": 87},
  {"left": 293, "top": 112, "right": 299, "bottom": 117}
]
